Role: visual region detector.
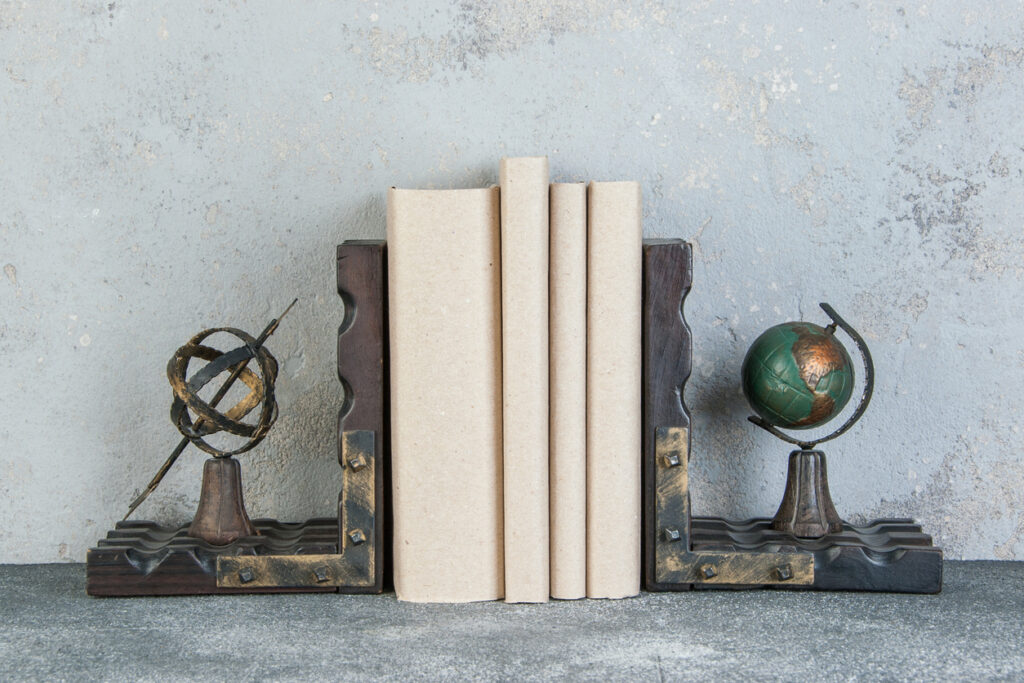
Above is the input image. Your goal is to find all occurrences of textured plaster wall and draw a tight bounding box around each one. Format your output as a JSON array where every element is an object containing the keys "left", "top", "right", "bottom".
[{"left": 1, "top": 1, "right": 1022, "bottom": 563}]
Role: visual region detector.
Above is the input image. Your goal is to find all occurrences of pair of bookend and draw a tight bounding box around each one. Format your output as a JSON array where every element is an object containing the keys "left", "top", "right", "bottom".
[
  {"left": 641, "top": 239, "right": 942, "bottom": 593},
  {"left": 86, "top": 248, "right": 387, "bottom": 596}
]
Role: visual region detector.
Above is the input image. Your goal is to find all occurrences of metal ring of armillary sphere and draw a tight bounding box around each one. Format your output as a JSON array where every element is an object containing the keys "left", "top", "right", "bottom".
[{"left": 167, "top": 326, "right": 279, "bottom": 458}]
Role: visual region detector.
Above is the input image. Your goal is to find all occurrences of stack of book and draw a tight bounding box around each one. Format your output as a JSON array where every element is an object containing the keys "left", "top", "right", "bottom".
[{"left": 387, "top": 157, "right": 642, "bottom": 602}]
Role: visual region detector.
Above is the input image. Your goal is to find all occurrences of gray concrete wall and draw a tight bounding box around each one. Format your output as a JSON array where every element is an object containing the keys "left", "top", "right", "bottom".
[{"left": 1, "top": 1, "right": 1021, "bottom": 562}]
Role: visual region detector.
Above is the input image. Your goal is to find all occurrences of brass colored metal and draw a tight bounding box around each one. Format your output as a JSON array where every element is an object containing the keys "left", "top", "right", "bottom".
[
  {"left": 217, "top": 554, "right": 367, "bottom": 589},
  {"left": 658, "top": 551, "right": 814, "bottom": 586},
  {"left": 654, "top": 426, "right": 814, "bottom": 586},
  {"left": 340, "top": 429, "right": 376, "bottom": 572},
  {"left": 166, "top": 326, "right": 279, "bottom": 458},
  {"left": 214, "top": 429, "right": 377, "bottom": 590},
  {"left": 654, "top": 426, "right": 690, "bottom": 585}
]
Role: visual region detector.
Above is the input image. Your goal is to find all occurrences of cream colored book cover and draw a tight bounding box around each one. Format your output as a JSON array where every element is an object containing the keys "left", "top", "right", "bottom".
[
  {"left": 387, "top": 186, "right": 504, "bottom": 603},
  {"left": 499, "top": 156, "right": 550, "bottom": 603},
  {"left": 586, "top": 181, "right": 642, "bottom": 599},
  {"left": 548, "top": 182, "right": 587, "bottom": 600}
]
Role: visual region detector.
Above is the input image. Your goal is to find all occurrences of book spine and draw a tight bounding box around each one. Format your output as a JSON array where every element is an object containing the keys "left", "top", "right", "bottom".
[
  {"left": 500, "top": 157, "right": 550, "bottom": 603},
  {"left": 548, "top": 182, "right": 587, "bottom": 600},
  {"left": 387, "top": 187, "right": 504, "bottom": 603},
  {"left": 586, "top": 181, "right": 643, "bottom": 599}
]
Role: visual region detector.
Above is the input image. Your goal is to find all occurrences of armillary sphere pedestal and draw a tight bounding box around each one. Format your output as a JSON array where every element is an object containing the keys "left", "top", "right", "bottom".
[{"left": 188, "top": 457, "right": 255, "bottom": 545}]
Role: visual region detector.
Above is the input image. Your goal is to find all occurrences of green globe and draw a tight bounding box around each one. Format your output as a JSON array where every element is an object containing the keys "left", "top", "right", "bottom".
[{"left": 742, "top": 321, "right": 855, "bottom": 430}]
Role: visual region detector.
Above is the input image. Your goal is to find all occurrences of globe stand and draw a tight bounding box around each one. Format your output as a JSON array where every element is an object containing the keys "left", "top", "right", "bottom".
[
  {"left": 752, "top": 306, "right": 866, "bottom": 539},
  {"left": 643, "top": 242, "right": 943, "bottom": 593},
  {"left": 188, "top": 457, "right": 255, "bottom": 545},
  {"left": 771, "top": 450, "right": 841, "bottom": 537}
]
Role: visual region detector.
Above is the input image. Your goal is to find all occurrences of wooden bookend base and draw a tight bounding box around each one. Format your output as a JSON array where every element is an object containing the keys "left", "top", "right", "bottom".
[
  {"left": 641, "top": 238, "right": 942, "bottom": 594},
  {"left": 690, "top": 517, "right": 942, "bottom": 593},
  {"left": 188, "top": 457, "right": 255, "bottom": 545},
  {"left": 86, "top": 519, "right": 339, "bottom": 596}
]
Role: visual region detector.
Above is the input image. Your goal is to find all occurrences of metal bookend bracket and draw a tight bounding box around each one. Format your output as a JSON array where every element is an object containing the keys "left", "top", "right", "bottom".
[
  {"left": 216, "top": 430, "right": 377, "bottom": 589},
  {"left": 642, "top": 240, "right": 813, "bottom": 589},
  {"left": 652, "top": 426, "right": 813, "bottom": 587},
  {"left": 217, "top": 241, "right": 388, "bottom": 593}
]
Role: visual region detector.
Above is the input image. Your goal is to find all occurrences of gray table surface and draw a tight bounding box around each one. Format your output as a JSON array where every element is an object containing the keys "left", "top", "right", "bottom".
[{"left": 1, "top": 561, "right": 1021, "bottom": 681}]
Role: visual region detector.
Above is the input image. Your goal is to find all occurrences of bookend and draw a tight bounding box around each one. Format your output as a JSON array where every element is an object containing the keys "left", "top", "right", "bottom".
[
  {"left": 85, "top": 241, "right": 387, "bottom": 596},
  {"left": 642, "top": 239, "right": 943, "bottom": 593}
]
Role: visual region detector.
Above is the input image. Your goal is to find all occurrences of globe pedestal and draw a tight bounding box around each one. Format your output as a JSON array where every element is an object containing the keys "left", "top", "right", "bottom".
[
  {"left": 188, "top": 457, "right": 256, "bottom": 545},
  {"left": 772, "top": 450, "right": 842, "bottom": 538}
]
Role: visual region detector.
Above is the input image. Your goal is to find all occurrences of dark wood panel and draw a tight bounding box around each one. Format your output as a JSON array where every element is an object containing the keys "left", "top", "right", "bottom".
[
  {"left": 337, "top": 240, "right": 387, "bottom": 436},
  {"left": 642, "top": 239, "right": 693, "bottom": 591},
  {"left": 336, "top": 240, "right": 388, "bottom": 593}
]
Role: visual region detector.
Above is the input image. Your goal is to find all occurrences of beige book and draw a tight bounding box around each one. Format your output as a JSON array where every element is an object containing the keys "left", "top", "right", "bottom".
[
  {"left": 586, "top": 181, "right": 642, "bottom": 599},
  {"left": 387, "top": 187, "right": 504, "bottom": 603},
  {"left": 499, "top": 156, "right": 550, "bottom": 603},
  {"left": 548, "top": 182, "right": 588, "bottom": 600}
]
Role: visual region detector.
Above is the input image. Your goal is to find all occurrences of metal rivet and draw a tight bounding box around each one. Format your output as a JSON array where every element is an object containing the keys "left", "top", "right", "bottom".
[
  {"left": 701, "top": 564, "right": 717, "bottom": 579},
  {"left": 776, "top": 564, "right": 793, "bottom": 581},
  {"left": 663, "top": 527, "right": 681, "bottom": 542},
  {"left": 314, "top": 566, "right": 330, "bottom": 583},
  {"left": 664, "top": 453, "right": 681, "bottom": 467},
  {"left": 238, "top": 568, "right": 255, "bottom": 584},
  {"left": 347, "top": 455, "right": 367, "bottom": 472},
  {"left": 348, "top": 529, "right": 366, "bottom": 545}
]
